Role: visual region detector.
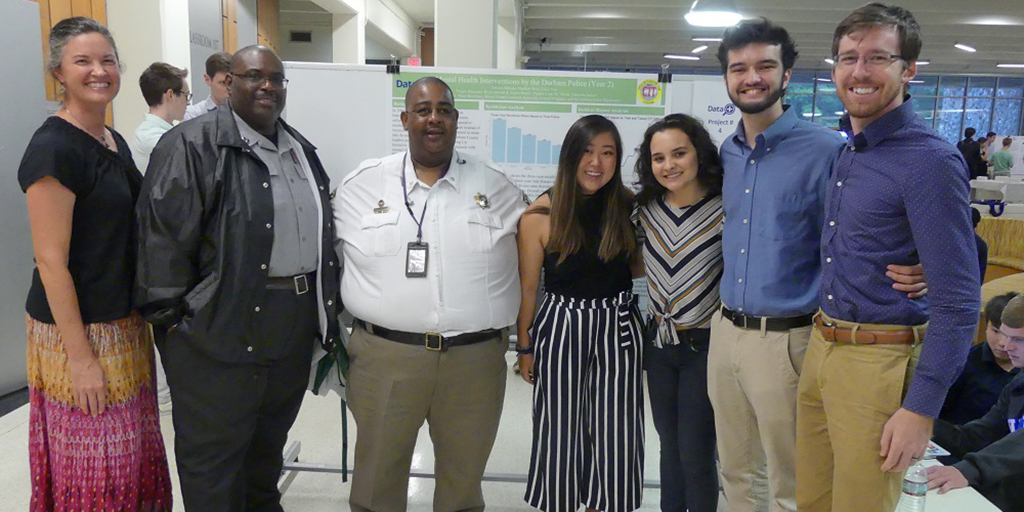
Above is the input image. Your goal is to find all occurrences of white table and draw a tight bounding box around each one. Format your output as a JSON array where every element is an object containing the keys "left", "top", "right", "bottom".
[{"left": 922, "top": 459, "right": 1000, "bottom": 511}]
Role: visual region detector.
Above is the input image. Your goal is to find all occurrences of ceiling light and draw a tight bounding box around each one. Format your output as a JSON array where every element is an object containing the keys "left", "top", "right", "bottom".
[
  {"left": 692, "top": 37, "right": 723, "bottom": 42},
  {"left": 834, "top": 111, "right": 846, "bottom": 115},
  {"left": 954, "top": 43, "right": 977, "bottom": 52},
  {"left": 692, "top": 45, "right": 709, "bottom": 53},
  {"left": 997, "top": 63, "right": 1024, "bottom": 68},
  {"left": 684, "top": 0, "right": 742, "bottom": 28},
  {"left": 664, "top": 53, "right": 701, "bottom": 61},
  {"left": 916, "top": 60, "right": 930, "bottom": 65},
  {"left": 816, "top": 78, "right": 832, "bottom": 82},
  {"left": 824, "top": 58, "right": 834, "bottom": 65},
  {"left": 909, "top": 80, "right": 925, "bottom": 83}
]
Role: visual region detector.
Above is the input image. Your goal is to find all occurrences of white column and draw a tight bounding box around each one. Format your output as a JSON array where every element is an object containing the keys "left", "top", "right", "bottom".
[
  {"left": 332, "top": 11, "right": 366, "bottom": 63},
  {"left": 434, "top": 0, "right": 496, "bottom": 68}
]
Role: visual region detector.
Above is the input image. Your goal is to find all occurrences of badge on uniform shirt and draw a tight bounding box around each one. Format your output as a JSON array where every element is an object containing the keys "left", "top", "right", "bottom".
[
  {"left": 406, "top": 241, "right": 428, "bottom": 277},
  {"left": 475, "top": 193, "right": 490, "bottom": 209},
  {"left": 374, "top": 200, "right": 390, "bottom": 214}
]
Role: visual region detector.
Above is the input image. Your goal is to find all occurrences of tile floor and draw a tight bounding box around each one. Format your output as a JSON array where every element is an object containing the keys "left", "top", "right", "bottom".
[{"left": 0, "top": 353, "right": 729, "bottom": 511}]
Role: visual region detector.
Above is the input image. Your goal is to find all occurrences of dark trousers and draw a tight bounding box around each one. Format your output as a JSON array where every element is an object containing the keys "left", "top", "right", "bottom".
[
  {"left": 158, "top": 288, "right": 317, "bottom": 512},
  {"left": 645, "top": 328, "right": 719, "bottom": 512}
]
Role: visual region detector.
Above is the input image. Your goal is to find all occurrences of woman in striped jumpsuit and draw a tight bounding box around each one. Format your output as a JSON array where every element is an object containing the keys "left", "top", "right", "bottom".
[
  {"left": 634, "top": 114, "right": 724, "bottom": 512},
  {"left": 516, "top": 115, "right": 645, "bottom": 512}
]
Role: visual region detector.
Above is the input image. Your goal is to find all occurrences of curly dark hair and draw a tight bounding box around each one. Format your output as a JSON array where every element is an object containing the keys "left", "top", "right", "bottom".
[
  {"left": 634, "top": 114, "right": 723, "bottom": 206},
  {"left": 716, "top": 17, "right": 798, "bottom": 74}
]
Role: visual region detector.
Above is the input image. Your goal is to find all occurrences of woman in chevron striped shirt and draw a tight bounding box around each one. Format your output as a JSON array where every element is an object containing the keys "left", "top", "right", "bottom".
[{"left": 634, "top": 114, "right": 724, "bottom": 512}]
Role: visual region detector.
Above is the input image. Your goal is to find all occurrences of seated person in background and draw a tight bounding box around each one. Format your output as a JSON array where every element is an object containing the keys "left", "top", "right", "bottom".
[
  {"left": 940, "top": 292, "right": 1019, "bottom": 425},
  {"left": 929, "top": 294, "right": 1024, "bottom": 512}
]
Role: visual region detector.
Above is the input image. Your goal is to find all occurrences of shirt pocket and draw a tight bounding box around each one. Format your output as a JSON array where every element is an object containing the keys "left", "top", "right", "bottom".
[
  {"left": 765, "top": 192, "right": 814, "bottom": 242},
  {"left": 466, "top": 208, "right": 504, "bottom": 253},
  {"left": 360, "top": 211, "right": 401, "bottom": 256}
]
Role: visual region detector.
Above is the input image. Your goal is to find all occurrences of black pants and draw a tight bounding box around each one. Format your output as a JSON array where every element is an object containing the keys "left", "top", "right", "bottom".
[
  {"left": 645, "top": 328, "right": 719, "bottom": 512},
  {"left": 158, "top": 288, "right": 317, "bottom": 512}
]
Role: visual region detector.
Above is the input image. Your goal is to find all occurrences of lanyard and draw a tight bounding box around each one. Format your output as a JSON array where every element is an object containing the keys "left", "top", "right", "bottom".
[{"left": 401, "top": 154, "right": 430, "bottom": 243}]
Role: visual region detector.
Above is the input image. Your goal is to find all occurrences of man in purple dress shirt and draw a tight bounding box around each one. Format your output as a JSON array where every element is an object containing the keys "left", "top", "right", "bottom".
[{"left": 796, "top": 5, "right": 982, "bottom": 511}]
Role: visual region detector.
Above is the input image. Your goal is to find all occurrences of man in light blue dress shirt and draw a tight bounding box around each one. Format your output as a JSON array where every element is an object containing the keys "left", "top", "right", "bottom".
[{"left": 183, "top": 52, "right": 231, "bottom": 121}]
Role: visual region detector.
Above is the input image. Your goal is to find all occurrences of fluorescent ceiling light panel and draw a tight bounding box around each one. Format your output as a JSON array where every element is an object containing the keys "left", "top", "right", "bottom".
[
  {"left": 997, "top": 64, "right": 1024, "bottom": 68},
  {"left": 692, "top": 45, "right": 709, "bottom": 53},
  {"left": 685, "top": 0, "right": 742, "bottom": 27},
  {"left": 954, "top": 43, "right": 977, "bottom": 52},
  {"left": 692, "top": 37, "right": 723, "bottom": 42},
  {"left": 664, "top": 53, "right": 701, "bottom": 61}
]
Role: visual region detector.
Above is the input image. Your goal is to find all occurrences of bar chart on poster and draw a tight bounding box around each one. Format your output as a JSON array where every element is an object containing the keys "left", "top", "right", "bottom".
[{"left": 387, "top": 70, "right": 672, "bottom": 199}]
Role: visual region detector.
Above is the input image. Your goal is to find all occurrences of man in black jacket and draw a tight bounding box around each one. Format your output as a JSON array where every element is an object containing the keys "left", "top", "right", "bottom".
[
  {"left": 929, "top": 294, "right": 1024, "bottom": 511},
  {"left": 957, "top": 127, "right": 985, "bottom": 179},
  {"left": 135, "top": 46, "right": 342, "bottom": 511}
]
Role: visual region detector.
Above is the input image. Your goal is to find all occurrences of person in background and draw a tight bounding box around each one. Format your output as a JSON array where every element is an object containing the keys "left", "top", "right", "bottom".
[
  {"left": 130, "top": 62, "right": 189, "bottom": 173},
  {"left": 929, "top": 293, "right": 1024, "bottom": 512},
  {"left": 958, "top": 127, "right": 985, "bottom": 179},
  {"left": 990, "top": 136, "right": 1014, "bottom": 178},
  {"left": 517, "top": 115, "right": 645, "bottom": 512},
  {"left": 633, "top": 113, "right": 724, "bottom": 512},
  {"left": 973, "top": 208, "right": 988, "bottom": 282},
  {"left": 18, "top": 16, "right": 171, "bottom": 510},
  {"left": 182, "top": 51, "right": 230, "bottom": 121},
  {"left": 940, "top": 292, "right": 1020, "bottom": 425},
  {"left": 981, "top": 131, "right": 997, "bottom": 168}
]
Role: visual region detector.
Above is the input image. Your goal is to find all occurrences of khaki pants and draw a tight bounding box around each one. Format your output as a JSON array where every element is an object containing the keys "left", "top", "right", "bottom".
[
  {"left": 796, "top": 311, "right": 921, "bottom": 512},
  {"left": 707, "top": 309, "right": 811, "bottom": 512},
  {"left": 346, "top": 325, "right": 508, "bottom": 512}
]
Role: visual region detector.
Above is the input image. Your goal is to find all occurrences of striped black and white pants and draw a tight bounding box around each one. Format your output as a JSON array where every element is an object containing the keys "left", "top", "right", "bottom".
[{"left": 525, "top": 291, "right": 645, "bottom": 512}]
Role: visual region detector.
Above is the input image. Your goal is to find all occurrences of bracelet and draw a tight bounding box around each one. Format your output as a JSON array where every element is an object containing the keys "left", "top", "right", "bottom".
[{"left": 515, "top": 345, "right": 534, "bottom": 355}]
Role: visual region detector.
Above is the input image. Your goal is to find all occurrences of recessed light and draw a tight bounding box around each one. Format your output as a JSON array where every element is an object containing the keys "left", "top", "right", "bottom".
[
  {"left": 824, "top": 58, "right": 834, "bottom": 65},
  {"left": 954, "top": 43, "right": 977, "bottom": 52},
  {"left": 692, "top": 45, "right": 709, "bottom": 53},
  {"left": 692, "top": 37, "right": 723, "bottom": 42},
  {"left": 997, "top": 63, "right": 1024, "bottom": 68},
  {"left": 664, "top": 53, "right": 701, "bottom": 61},
  {"left": 916, "top": 60, "right": 930, "bottom": 65}
]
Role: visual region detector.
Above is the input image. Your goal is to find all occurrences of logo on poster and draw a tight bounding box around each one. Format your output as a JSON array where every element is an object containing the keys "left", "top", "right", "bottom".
[
  {"left": 637, "top": 80, "right": 662, "bottom": 105},
  {"left": 708, "top": 103, "right": 736, "bottom": 116}
]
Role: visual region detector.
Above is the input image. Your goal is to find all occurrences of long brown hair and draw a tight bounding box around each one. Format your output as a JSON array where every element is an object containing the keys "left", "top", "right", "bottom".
[{"left": 542, "top": 115, "right": 636, "bottom": 264}]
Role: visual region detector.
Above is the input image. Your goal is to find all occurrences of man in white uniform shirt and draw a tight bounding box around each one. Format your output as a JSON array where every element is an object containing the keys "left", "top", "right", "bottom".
[{"left": 334, "top": 76, "right": 527, "bottom": 512}]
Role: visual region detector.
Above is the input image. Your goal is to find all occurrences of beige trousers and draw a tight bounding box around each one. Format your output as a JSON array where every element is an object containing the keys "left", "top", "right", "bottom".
[
  {"left": 796, "top": 311, "right": 921, "bottom": 512},
  {"left": 346, "top": 325, "right": 507, "bottom": 512},
  {"left": 707, "top": 309, "right": 811, "bottom": 512}
]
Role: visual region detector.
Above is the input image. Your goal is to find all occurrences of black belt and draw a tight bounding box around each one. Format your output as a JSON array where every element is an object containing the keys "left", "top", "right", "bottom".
[
  {"left": 266, "top": 271, "right": 315, "bottom": 295},
  {"left": 354, "top": 319, "right": 499, "bottom": 352},
  {"left": 721, "top": 306, "right": 813, "bottom": 332}
]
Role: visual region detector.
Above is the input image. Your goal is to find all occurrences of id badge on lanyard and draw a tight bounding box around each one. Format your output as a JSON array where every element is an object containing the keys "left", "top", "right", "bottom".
[
  {"left": 1009, "top": 417, "right": 1024, "bottom": 433},
  {"left": 406, "top": 241, "right": 428, "bottom": 277}
]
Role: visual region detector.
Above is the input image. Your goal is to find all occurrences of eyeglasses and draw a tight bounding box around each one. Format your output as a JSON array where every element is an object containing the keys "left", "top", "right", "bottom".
[
  {"left": 833, "top": 53, "right": 906, "bottom": 69},
  {"left": 177, "top": 91, "right": 193, "bottom": 102},
  {"left": 231, "top": 72, "right": 289, "bottom": 89},
  {"left": 407, "top": 106, "right": 456, "bottom": 118}
]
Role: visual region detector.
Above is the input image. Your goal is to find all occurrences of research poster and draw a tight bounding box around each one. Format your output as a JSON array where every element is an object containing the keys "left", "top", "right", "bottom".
[
  {"left": 388, "top": 71, "right": 671, "bottom": 200},
  {"left": 690, "top": 81, "right": 742, "bottom": 146}
]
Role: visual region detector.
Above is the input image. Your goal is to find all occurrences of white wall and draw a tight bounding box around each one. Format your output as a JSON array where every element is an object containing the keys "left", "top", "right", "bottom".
[
  {"left": 107, "top": 0, "right": 192, "bottom": 134},
  {"left": 435, "top": 0, "right": 495, "bottom": 68},
  {"left": 281, "top": 24, "right": 334, "bottom": 62},
  {"left": 238, "top": 0, "right": 259, "bottom": 48}
]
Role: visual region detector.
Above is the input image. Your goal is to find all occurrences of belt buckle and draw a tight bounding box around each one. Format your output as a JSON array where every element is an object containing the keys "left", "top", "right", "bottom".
[
  {"left": 293, "top": 274, "right": 309, "bottom": 295},
  {"left": 425, "top": 332, "right": 444, "bottom": 351}
]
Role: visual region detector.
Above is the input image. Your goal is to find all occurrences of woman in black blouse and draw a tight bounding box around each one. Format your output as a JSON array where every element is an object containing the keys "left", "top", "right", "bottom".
[{"left": 19, "top": 17, "right": 171, "bottom": 510}]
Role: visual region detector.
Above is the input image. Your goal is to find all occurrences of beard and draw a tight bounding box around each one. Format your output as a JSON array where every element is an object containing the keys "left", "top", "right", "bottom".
[
  {"left": 728, "top": 82, "right": 787, "bottom": 115},
  {"left": 837, "top": 83, "right": 902, "bottom": 122}
]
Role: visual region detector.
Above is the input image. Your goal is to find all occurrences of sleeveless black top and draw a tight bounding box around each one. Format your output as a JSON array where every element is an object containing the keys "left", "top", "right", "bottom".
[{"left": 542, "top": 187, "right": 633, "bottom": 299}]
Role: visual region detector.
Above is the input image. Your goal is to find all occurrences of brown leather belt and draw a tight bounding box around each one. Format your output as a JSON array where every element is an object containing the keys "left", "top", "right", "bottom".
[{"left": 813, "top": 314, "right": 925, "bottom": 345}]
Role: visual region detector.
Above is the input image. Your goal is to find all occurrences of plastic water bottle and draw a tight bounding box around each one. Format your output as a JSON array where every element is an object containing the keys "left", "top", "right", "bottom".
[{"left": 895, "top": 461, "right": 928, "bottom": 512}]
